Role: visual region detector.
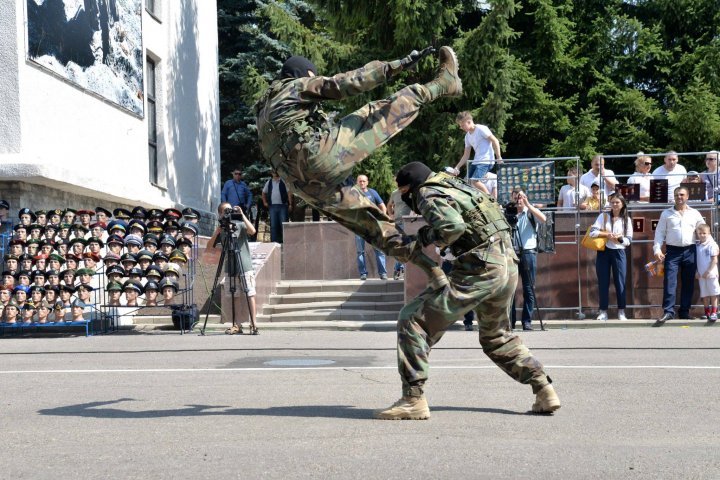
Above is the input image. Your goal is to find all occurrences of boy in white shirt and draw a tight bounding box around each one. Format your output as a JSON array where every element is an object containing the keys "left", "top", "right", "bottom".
[
  {"left": 557, "top": 166, "right": 590, "bottom": 210},
  {"left": 453, "top": 111, "right": 502, "bottom": 191},
  {"left": 695, "top": 223, "right": 719, "bottom": 321}
]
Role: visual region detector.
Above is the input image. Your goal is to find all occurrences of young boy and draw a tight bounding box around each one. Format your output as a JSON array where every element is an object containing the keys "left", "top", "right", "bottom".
[
  {"left": 557, "top": 166, "right": 591, "bottom": 210},
  {"left": 453, "top": 111, "right": 503, "bottom": 191},
  {"left": 695, "top": 223, "right": 719, "bottom": 321}
]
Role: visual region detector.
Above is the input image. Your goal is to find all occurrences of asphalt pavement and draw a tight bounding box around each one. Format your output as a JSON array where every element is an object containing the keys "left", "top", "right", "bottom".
[{"left": 1, "top": 327, "right": 719, "bottom": 479}]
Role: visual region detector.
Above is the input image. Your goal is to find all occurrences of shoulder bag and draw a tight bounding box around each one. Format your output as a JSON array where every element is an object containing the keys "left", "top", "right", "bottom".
[{"left": 581, "top": 213, "right": 607, "bottom": 251}]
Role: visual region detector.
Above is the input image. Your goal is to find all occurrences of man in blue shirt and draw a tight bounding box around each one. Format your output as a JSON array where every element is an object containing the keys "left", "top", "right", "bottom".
[
  {"left": 509, "top": 188, "right": 546, "bottom": 331},
  {"left": 355, "top": 175, "right": 388, "bottom": 280},
  {"left": 221, "top": 169, "right": 253, "bottom": 216}
]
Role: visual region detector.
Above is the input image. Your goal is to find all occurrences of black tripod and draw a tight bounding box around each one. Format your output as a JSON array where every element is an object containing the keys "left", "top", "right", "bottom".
[{"left": 200, "top": 215, "right": 253, "bottom": 335}]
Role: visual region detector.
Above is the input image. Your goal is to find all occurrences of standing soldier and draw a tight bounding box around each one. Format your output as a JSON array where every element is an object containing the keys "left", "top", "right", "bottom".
[
  {"left": 255, "top": 46, "right": 461, "bottom": 284},
  {"left": 374, "top": 162, "right": 560, "bottom": 420}
]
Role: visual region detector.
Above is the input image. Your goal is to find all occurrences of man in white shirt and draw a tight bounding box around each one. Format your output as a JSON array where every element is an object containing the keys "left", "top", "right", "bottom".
[
  {"left": 453, "top": 111, "right": 502, "bottom": 191},
  {"left": 652, "top": 151, "right": 687, "bottom": 202},
  {"left": 579, "top": 155, "right": 617, "bottom": 201},
  {"left": 626, "top": 154, "right": 653, "bottom": 202},
  {"left": 653, "top": 186, "right": 706, "bottom": 323}
]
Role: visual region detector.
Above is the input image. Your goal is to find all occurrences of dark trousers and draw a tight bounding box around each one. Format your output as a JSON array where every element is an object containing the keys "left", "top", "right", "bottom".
[
  {"left": 596, "top": 248, "right": 627, "bottom": 310},
  {"left": 511, "top": 250, "right": 537, "bottom": 328},
  {"left": 441, "top": 260, "right": 474, "bottom": 325},
  {"left": 269, "top": 204, "right": 289, "bottom": 243},
  {"left": 663, "top": 245, "right": 696, "bottom": 317}
]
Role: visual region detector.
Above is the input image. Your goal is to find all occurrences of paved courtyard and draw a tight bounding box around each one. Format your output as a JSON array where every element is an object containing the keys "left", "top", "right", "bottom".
[{"left": 1, "top": 327, "right": 719, "bottom": 479}]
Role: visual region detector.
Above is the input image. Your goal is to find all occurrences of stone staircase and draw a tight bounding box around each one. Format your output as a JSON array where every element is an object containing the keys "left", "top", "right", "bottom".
[{"left": 258, "top": 279, "right": 404, "bottom": 322}]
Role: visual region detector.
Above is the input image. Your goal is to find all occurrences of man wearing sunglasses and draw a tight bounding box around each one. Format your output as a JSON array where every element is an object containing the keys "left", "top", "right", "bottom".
[
  {"left": 700, "top": 151, "right": 719, "bottom": 201},
  {"left": 221, "top": 169, "right": 253, "bottom": 218},
  {"left": 627, "top": 153, "right": 654, "bottom": 202}
]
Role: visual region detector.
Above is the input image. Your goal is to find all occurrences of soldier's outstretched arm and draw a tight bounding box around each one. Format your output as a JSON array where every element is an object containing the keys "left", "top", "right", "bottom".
[{"left": 298, "top": 47, "right": 435, "bottom": 102}]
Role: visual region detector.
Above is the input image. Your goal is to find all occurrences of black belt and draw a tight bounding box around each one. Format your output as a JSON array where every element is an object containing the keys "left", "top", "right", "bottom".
[
  {"left": 666, "top": 244, "right": 695, "bottom": 250},
  {"left": 517, "top": 248, "right": 537, "bottom": 254}
]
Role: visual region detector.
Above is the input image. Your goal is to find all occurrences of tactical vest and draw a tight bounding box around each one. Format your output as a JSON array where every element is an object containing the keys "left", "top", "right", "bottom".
[{"left": 421, "top": 172, "right": 511, "bottom": 255}]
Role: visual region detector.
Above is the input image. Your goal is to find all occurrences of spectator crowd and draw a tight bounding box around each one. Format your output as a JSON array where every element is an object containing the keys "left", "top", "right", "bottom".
[{"left": 0, "top": 205, "right": 199, "bottom": 324}]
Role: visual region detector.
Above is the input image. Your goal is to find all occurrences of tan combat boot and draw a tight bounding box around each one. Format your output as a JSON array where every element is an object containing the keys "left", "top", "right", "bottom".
[
  {"left": 374, "top": 395, "right": 431, "bottom": 420},
  {"left": 531, "top": 384, "right": 561, "bottom": 414},
  {"left": 425, "top": 46, "right": 463, "bottom": 100}
]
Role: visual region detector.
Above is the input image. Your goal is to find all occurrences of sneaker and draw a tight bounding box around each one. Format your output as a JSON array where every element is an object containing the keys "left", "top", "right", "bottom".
[
  {"left": 374, "top": 395, "right": 430, "bottom": 420},
  {"left": 360, "top": 274, "right": 367, "bottom": 280},
  {"left": 425, "top": 46, "right": 462, "bottom": 99},
  {"left": 380, "top": 274, "right": 388, "bottom": 280},
  {"left": 710, "top": 314, "right": 718, "bottom": 322},
  {"left": 531, "top": 385, "right": 561, "bottom": 414},
  {"left": 393, "top": 270, "right": 402, "bottom": 280},
  {"left": 618, "top": 312, "right": 628, "bottom": 321},
  {"left": 596, "top": 311, "right": 608, "bottom": 321}
]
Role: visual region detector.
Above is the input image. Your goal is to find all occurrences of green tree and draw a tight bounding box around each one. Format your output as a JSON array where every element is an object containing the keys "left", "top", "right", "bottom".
[{"left": 668, "top": 80, "right": 720, "bottom": 152}]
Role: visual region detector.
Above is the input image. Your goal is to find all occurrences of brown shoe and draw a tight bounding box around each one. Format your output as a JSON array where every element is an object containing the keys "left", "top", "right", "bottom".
[
  {"left": 425, "top": 46, "right": 462, "bottom": 99},
  {"left": 374, "top": 395, "right": 430, "bottom": 420},
  {"left": 531, "top": 384, "right": 561, "bottom": 414},
  {"left": 225, "top": 324, "right": 242, "bottom": 335}
]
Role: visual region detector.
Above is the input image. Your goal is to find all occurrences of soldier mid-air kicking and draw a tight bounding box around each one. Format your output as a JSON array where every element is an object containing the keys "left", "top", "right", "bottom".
[{"left": 255, "top": 46, "right": 461, "bottom": 284}]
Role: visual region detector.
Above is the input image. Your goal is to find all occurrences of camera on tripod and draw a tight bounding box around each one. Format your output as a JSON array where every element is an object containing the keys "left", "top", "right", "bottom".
[{"left": 219, "top": 207, "right": 245, "bottom": 231}]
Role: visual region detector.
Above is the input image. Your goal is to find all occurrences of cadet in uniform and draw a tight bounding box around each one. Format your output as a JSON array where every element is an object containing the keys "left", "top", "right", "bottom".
[
  {"left": 255, "top": 47, "right": 462, "bottom": 284},
  {"left": 374, "top": 162, "right": 561, "bottom": 420}
]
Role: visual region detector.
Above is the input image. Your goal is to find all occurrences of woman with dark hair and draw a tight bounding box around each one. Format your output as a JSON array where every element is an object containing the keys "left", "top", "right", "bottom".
[{"left": 589, "top": 193, "right": 633, "bottom": 321}]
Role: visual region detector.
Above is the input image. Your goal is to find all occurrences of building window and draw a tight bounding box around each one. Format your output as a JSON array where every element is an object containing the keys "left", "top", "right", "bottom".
[{"left": 146, "top": 57, "right": 158, "bottom": 185}]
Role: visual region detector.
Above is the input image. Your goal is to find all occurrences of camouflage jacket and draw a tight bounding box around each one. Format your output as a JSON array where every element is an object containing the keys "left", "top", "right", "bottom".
[
  {"left": 415, "top": 172, "right": 511, "bottom": 256},
  {"left": 254, "top": 60, "right": 401, "bottom": 170}
]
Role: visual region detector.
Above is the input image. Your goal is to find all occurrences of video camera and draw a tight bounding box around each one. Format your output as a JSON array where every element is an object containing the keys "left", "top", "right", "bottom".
[
  {"left": 222, "top": 207, "right": 245, "bottom": 221},
  {"left": 503, "top": 201, "right": 519, "bottom": 228},
  {"left": 218, "top": 207, "right": 245, "bottom": 233}
]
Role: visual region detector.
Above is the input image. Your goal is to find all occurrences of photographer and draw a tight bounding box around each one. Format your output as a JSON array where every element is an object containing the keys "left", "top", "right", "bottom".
[
  {"left": 207, "top": 202, "right": 258, "bottom": 335},
  {"left": 506, "top": 187, "right": 546, "bottom": 331}
]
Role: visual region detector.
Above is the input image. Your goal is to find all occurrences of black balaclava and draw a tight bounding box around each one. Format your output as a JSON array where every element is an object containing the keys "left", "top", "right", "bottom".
[
  {"left": 396, "top": 161, "right": 433, "bottom": 214},
  {"left": 280, "top": 56, "right": 318, "bottom": 79}
]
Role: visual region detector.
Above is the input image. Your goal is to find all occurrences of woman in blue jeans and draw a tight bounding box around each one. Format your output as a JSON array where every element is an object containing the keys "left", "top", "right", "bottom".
[{"left": 589, "top": 193, "right": 633, "bottom": 321}]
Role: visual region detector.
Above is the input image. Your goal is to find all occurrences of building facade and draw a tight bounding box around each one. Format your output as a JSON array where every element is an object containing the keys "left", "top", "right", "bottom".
[{"left": 0, "top": 0, "right": 220, "bottom": 232}]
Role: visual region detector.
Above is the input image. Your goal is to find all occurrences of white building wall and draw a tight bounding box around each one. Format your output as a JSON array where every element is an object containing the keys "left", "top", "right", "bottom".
[
  {"left": 0, "top": 0, "right": 22, "bottom": 154},
  {"left": 0, "top": 0, "right": 220, "bottom": 216}
]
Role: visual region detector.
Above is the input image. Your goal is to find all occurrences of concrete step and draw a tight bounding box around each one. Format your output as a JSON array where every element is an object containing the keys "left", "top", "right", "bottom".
[
  {"left": 275, "top": 279, "right": 404, "bottom": 295},
  {"left": 262, "top": 300, "right": 404, "bottom": 315},
  {"left": 268, "top": 291, "right": 404, "bottom": 305},
  {"left": 256, "top": 308, "right": 400, "bottom": 323}
]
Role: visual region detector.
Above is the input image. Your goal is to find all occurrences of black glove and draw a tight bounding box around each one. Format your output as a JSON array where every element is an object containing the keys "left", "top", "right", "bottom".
[
  {"left": 418, "top": 225, "right": 434, "bottom": 246},
  {"left": 399, "top": 46, "right": 436, "bottom": 71}
]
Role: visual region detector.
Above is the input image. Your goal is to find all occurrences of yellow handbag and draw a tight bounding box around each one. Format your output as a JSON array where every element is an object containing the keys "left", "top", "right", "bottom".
[{"left": 581, "top": 213, "right": 607, "bottom": 251}]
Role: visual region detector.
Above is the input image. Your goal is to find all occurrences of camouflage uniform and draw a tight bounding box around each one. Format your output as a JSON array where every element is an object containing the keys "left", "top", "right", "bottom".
[
  {"left": 398, "top": 172, "right": 553, "bottom": 397},
  {"left": 255, "top": 58, "right": 454, "bottom": 275}
]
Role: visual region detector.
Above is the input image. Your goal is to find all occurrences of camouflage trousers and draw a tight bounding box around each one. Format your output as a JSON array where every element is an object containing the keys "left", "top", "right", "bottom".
[
  {"left": 283, "top": 62, "right": 437, "bottom": 269},
  {"left": 397, "top": 234, "right": 553, "bottom": 397}
]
